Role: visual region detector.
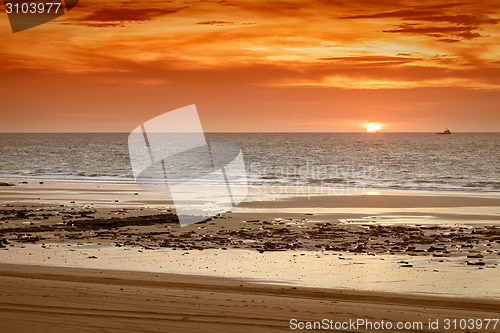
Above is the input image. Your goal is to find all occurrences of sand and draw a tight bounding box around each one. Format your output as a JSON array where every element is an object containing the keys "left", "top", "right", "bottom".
[
  {"left": 1, "top": 244, "right": 499, "bottom": 299},
  {"left": 0, "top": 180, "right": 499, "bottom": 332},
  {"left": 0, "top": 264, "right": 499, "bottom": 333}
]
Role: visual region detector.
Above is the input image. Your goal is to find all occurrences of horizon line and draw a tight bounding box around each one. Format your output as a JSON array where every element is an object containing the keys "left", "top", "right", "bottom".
[{"left": 0, "top": 131, "right": 499, "bottom": 134}]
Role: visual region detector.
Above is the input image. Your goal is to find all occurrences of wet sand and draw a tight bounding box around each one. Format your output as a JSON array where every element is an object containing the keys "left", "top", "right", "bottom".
[
  {"left": 0, "top": 180, "right": 499, "bottom": 331},
  {"left": 1, "top": 244, "right": 499, "bottom": 298}
]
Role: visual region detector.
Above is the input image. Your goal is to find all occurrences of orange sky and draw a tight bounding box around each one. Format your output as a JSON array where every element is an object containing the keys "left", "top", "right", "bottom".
[{"left": 1, "top": 0, "right": 499, "bottom": 132}]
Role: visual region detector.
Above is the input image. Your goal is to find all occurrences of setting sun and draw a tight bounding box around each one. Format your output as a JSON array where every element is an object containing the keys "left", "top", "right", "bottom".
[{"left": 366, "top": 123, "right": 382, "bottom": 132}]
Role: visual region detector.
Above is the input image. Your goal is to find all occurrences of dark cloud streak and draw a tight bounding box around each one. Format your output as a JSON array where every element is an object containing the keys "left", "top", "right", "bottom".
[
  {"left": 196, "top": 21, "right": 236, "bottom": 26},
  {"left": 319, "top": 55, "right": 422, "bottom": 66},
  {"left": 70, "top": 4, "right": 185, "bottom": 27},
  {"left": 383, "top": 24, "right": 484, "bottom": 40},
  {"left": 341, "top": 3, "right": 497, "bottom": 41}
]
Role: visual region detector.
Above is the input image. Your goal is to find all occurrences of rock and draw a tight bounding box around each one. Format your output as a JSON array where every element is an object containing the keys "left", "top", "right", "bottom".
[
  {"left": 467, "top": 261, "right": 485, "bottom": 266},
  {"left": 467, "top": 253, "right": 484, "bottom": 258}
]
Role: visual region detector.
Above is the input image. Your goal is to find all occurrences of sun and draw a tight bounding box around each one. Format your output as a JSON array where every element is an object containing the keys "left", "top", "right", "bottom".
[{"left": 366, "top": 123, "right": 381, "bottom": 132}]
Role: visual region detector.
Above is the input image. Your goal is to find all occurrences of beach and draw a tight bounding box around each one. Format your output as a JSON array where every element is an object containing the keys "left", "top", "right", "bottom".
[
  {"left": 2, "top": 0, "right": 500, "bottom": 329},
  {"left": 1, "top": 264, "right": 499, "bottom": 333},
  {"left": 0, "top": 180, "right": 499, "bottom": 331}
]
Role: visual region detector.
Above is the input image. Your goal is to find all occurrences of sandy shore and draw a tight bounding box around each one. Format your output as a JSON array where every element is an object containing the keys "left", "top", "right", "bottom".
[
  {"left": 1, "top": 244, "right": 499, "bottom": 299},
  {"left": 0, "top": 180, "right": 499, "bottom": 331},
  {"left": 0, "top": 263, "right": 499, "bottom": 333}
]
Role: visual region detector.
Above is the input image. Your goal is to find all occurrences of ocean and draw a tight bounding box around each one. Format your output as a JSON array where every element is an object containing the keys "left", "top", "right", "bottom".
[{"left": 0, "top": 133, "right": 498, "bottom": 193}]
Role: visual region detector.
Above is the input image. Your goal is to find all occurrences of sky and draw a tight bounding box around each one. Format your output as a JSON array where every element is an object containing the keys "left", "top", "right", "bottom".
[{"left": 0, "top": 0, "right": 499, "bottom": 132}]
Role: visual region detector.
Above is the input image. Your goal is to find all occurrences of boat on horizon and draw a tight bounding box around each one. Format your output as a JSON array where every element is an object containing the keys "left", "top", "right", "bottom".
[{"left": 437, "top": 128, "right": 451, "bottom": 134}]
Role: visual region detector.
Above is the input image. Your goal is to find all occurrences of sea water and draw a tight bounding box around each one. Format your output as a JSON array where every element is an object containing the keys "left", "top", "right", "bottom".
[{"left": 0, "top": 132, "right": 498, "bottom": 193}]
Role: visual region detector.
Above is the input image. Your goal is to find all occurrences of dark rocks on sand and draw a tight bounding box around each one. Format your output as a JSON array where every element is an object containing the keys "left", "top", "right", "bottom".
[{"left": 467, "top": 261, "right": 485, "bottom": 266}]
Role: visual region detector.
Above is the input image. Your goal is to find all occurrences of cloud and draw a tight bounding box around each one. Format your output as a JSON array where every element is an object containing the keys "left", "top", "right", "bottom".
[
  {"left": 341, "top": 2, "right": 498, "bottom": 41},
  {"left": 2, "top": 0, "right": 500, "bottom": 92},
  {"left": 70, "top": 3, "right": 185, "bottom": 27},
  {"left": 437, "top": 38, "right": 461, "bottom": 43},
  {"left": 410, "top": 15, "right": 497, "bottom": 26},
  {"left": 196, "top": 20, "right": 256, "bottom": 26},
  {"left": 341, "top": 4, "right": 497, "bottom": 25},
  {"left": 383, "top": 24, "right": 484, "bottom": 39},
  {"left": 196, "top": 21, "right": 236, "bottom": 26},
  {"left": 319, "top": 55, "right": 422, "bottom": 66}
]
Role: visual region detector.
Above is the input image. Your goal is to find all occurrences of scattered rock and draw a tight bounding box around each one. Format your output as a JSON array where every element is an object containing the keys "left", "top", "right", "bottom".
[{"left": 467, "top": 261, "right": 485, "bottom": 266}]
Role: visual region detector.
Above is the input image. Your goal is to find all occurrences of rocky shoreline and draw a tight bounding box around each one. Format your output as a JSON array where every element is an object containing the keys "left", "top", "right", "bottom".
[{"left": 1, "top": 204, "right": 499, "bottom": 268}]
